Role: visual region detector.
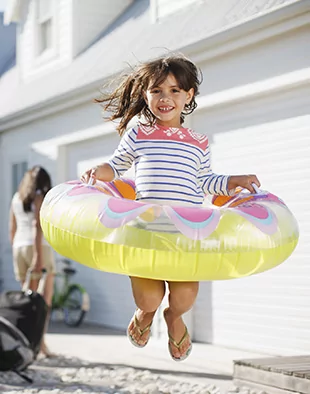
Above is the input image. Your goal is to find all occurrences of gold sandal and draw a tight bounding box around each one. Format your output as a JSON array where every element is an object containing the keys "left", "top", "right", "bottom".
[
  {"left": 164, "top": 308, "right": 192, "bottom": 361},
  {"left": 127, "top": 310, "right": 152, "bottom": 348},
  {"left": 168, "top": 327, "right": 192, "bottom": 361}
]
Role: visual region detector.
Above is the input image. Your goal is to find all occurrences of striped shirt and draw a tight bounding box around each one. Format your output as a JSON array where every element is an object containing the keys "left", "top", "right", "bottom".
[{"left": 109, "top": 124, "right": 230, "bottom": 206}]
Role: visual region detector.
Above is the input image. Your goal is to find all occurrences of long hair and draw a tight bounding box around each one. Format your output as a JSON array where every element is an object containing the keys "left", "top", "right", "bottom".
[
  {"left": 18, "top": 166, "right": 52, "bottom": 212},
  {"left": 95, "top": 54, "right": 202, "bottom": 135}
]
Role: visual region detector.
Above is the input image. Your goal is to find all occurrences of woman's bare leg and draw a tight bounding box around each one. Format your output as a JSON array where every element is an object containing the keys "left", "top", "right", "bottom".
[
  {"left": 30, "top": 274, "right": 55, "bottom": 356},
  {"left": 128, "top": 277, "right": 166, "bottom": 346},
  {"left": 39, "top": 273, "right": 55, "bottom": 356},
  {"left": 164, "top": 281, "right": 199, "bottom": 359}
]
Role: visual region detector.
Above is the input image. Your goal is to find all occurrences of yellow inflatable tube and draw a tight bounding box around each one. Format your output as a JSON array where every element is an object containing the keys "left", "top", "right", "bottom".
[{"left": 40, "top": 179, "right": 299, "bottom": 281}]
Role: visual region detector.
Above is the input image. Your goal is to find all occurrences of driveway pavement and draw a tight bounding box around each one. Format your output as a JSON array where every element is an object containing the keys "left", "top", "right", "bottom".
[{"left": 0, "top": 322, "right": 267, "bottom": 393}]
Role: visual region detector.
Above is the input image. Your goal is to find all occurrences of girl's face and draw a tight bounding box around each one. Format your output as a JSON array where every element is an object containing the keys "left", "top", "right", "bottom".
[{"left": 144, "top": 73, "right": 194, "bottom": 128}]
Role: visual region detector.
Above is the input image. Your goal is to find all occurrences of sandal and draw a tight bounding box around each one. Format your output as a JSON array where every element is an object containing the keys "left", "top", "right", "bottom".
[
  {"left": 168, "top": 327, "right": 192, "bottom": 362},
  {"left": 127, "top": 310, "right": 153, "bottom": 348},
  {"left": 164, "top": 308, "right": 192, "bottom": 362}
]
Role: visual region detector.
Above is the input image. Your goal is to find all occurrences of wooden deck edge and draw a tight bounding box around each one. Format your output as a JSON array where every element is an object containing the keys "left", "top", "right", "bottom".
[
  {"left": 234, "top": 365, "right": 310, "bottom": 394},
  {"left": 233, "top": 378, "right": 302, "bottom": 394}
]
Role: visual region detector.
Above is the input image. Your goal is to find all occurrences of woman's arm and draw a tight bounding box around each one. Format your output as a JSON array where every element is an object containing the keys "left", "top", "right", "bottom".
[
  {"left": 9, "top": 205, "right": 17, "bottom": 245},
  {"left": 32, "top": 194, "right": 44, "bottom": 272}
]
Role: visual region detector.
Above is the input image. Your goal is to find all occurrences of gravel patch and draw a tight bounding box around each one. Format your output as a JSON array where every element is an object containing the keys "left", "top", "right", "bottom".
[{"left": 0, "top": 355, "right": 238, "bottom": 394}]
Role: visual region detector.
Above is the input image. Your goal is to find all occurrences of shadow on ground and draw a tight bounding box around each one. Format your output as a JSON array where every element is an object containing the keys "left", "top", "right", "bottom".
[{"left": 48, "top": 320, "right": 126, "bottom": 336}]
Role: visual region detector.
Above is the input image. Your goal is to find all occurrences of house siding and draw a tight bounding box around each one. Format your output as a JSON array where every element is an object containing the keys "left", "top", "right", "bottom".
[
  {"left": 1, "top": 0, "right": 309, "bottom": 354},
  {"left": 65, "top": 135, "right": 136, "bottom": 328},
  {"left": 191, "top": 25, "right": 310, "bottom": 354},
  {"left": 19, "top": 0, "right": 73, "bottom": 83},
  {"left": 152, "top": 0, "right": 200, "bottom": 20},
  {"left": 72, "top": 0, "right": 133, "bottom": 58}
]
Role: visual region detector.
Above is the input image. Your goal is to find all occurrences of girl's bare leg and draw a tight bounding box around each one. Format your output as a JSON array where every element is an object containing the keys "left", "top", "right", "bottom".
[
  {"left": 164, "top": 281, "right": 199, "bottom": 359},
  {"left": 128, "top": 277, "right": 166, "bottom": 346}
]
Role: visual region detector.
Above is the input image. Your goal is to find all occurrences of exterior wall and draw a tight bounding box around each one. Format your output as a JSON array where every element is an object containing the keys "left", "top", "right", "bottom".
[
  {"left": 17, "top": 0, "right": 134, "bottom": 83},
  {"left": 18, "top": 0, "right": 73, "bottom": 82},
  {"left": 198, "top": 25, "right": 310, "bottom": 97},
  {"left": 191, "top": 25, "right": 310, "bottom": 354},
  {"left": 194, "top": 106, "right": 310, "bottom": 355},
  {"left": 151, "top": 0, "right": 200, "bottom": 21},
  {"left": 0, "top": 98, "right": 136, "bottom": 329},
  {"left": 65, "top": 136, "right": 136, "bottom": 328},
  {"left": 72, "top": 0, "right": 133, "bottom": 57},
  {"left": 1, "top": 0, "right": 309, "bottom": 352},
  {"left": 0, "top": 98, "right": 101, "bottom": 291}
]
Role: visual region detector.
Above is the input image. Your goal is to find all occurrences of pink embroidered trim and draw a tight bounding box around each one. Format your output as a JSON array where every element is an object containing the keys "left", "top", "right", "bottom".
[{"left": 137, "top": 124, "right": 208, "bottom": 149}]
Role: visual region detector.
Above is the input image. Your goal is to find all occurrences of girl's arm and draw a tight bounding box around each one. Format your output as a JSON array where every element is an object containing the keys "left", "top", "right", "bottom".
[
  {"left": 227, "top": 174, "right": 260, "bottom": 193},
  {"left": 32, "top": 194, "right": 44, "bottom": 272},
  {"left": 81, "top": 128, "right": 136, "bottom": 184},
  {"left": 199, "top": 145, "right": 260, "bottom": 195},
  {"left": 9, "top": 205, "right": 17, "bottom": 245}
]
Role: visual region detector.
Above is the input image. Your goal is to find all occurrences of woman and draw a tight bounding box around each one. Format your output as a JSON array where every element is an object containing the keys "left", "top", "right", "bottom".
[{"left": 9, "top": 165, "right": 56, "bottom": 357}]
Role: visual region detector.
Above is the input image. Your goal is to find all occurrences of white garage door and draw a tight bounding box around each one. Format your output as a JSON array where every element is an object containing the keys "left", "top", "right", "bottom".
[
  {"left": 65, "top": 133, "right": 136, "bottom": 330},
  {"left": 193, "top": 111, "right": 310, "bottom": 355},
  {"left": 65, "top": 131, "right": 193, "bottom": 338}
]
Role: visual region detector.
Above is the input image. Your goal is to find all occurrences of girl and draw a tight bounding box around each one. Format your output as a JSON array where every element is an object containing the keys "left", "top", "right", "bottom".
[
  {"left": 81, "top": 54, "right": 260, "bottom": 361},
  {"left": 9, "top": 166, "right": 56, "bottom": 357}
]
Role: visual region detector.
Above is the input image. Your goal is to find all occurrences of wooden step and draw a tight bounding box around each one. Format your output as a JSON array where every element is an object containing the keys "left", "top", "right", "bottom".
[{"left": 233, "top": 356, "right": 310, "bottom": 394}]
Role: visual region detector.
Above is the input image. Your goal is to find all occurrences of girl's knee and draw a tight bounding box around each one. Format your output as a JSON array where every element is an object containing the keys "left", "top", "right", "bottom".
[
  {"left": 169, "top": 282, "right": 199, "bottom": 305},
  {"left": 131, "top": 278, "right": 165, "bottom": 312}
]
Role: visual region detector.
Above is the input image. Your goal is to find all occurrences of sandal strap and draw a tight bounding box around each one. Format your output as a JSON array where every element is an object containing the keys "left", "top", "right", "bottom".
[
  {"left": 133, "top": 313, "right": 152, "bottom": 337},
  {"left": 168, "top": 327, "right": 189, "bottom": 349}
]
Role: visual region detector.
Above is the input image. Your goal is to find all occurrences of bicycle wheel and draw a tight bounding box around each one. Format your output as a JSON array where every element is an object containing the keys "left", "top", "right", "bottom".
[{"left": 63, "top": 285, "right": 87, "bottom": 327}]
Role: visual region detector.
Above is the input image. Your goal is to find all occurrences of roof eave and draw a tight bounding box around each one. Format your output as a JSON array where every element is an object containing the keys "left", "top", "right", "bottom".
[
  {"left": 0, "top": 0, "right": 309, "bottom": 132},
  {"left": 4, "top": 0, "right": 22, "bottom": 25}
]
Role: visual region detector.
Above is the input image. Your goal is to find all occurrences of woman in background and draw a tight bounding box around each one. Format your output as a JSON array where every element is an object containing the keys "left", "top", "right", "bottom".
[{"left": 9, "top": 165, "right": 56, "bottom": 357}]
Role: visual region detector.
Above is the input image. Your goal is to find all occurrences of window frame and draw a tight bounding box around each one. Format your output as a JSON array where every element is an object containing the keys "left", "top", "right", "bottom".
[
  {"left": 34, "top": 0, "right": 57, "bottom": 64},
  {"left": 11, "top": 161, "right": 28, "bottom": 196}
]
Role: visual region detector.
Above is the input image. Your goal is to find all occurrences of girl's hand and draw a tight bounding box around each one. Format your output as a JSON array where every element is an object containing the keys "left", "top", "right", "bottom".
[
  {"left": 228, "top": 174, "right": 261, "bottom": 194},
  {"left": 80, "top": 163, "right": 115, "bottom": 184},
  {"left": 80, "top": 167, "right": 96, "bottom": 184}
]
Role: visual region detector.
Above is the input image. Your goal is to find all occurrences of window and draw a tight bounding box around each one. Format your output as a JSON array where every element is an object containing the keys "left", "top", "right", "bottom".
[
  {"left": 12, "top": 162, "right": 28, "bottom": 196},
  {"left": 37, "top": 0, "right": 53, "bottom": 54}
]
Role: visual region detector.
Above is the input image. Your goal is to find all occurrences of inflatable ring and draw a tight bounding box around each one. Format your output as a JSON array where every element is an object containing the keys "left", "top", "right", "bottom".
[{"left": 40, "top": 179, "right": 299, "bottom": 281}]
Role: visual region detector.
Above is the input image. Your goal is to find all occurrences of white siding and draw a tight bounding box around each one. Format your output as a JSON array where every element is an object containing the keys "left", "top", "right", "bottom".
[
  {"left": 66, "top": 134, "right": 136, "bottom": 329},
  {"left": 72, "top": 0, "right": 133, "bottom": 57},
  {"left": 0, "top": 99, "right": 100, "bottom": 291},
  {"left": 1, "top": 0, "right": 310, "bottom": 349},
  {"left": 192, "top": 22, "right": 310, "bottom": 353},
  {"left": 17, "top": 0, "right": 134, "bottom": 83},
  {"left": 18, "top": 0, "right": 73, "bottom": 83},
  {"left": 198, "top": 25, "right": 310, "bottom": 97},
  {"left": 151, "top": 0, "right": 200, "bottom": 21},
  {"left": 208, "top": 113, "right": 310, "bottom": 355}
]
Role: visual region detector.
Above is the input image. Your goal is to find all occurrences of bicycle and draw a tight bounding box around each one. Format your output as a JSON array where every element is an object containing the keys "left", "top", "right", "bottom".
[{"left": 52, "top": 259, "right": 90, "bottom": 327}]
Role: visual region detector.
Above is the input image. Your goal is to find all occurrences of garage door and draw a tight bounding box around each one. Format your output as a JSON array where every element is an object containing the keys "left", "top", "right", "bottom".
[
  {"left": 65, "top": 133, "right": 136, "bottom": 330},
  {"left": 193, "top": 108, "right": 310, "bottom": 355}
]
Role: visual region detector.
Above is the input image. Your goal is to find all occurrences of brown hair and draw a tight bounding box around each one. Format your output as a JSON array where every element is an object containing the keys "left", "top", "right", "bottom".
[
  {"left": 18, "top": 166, "right": 52, "bottom": 212},
  {"left": 95, "top": 54, "right": 202, "bottom": 135}
]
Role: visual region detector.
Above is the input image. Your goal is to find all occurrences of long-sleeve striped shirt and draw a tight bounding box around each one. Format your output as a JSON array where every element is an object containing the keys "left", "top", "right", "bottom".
[{"left": 108, "top": 124, "right": 230, "bottom": 206}]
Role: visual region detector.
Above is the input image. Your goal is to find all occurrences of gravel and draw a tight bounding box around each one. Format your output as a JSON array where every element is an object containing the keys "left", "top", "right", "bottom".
[{"left": 0, "top": 355, "right": 258, "bottom": 394}]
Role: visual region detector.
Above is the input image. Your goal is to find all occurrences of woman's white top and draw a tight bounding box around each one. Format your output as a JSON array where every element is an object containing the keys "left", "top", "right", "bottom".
[{"left": 11, "top": 192, "right": 48, "bottom": 248}]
